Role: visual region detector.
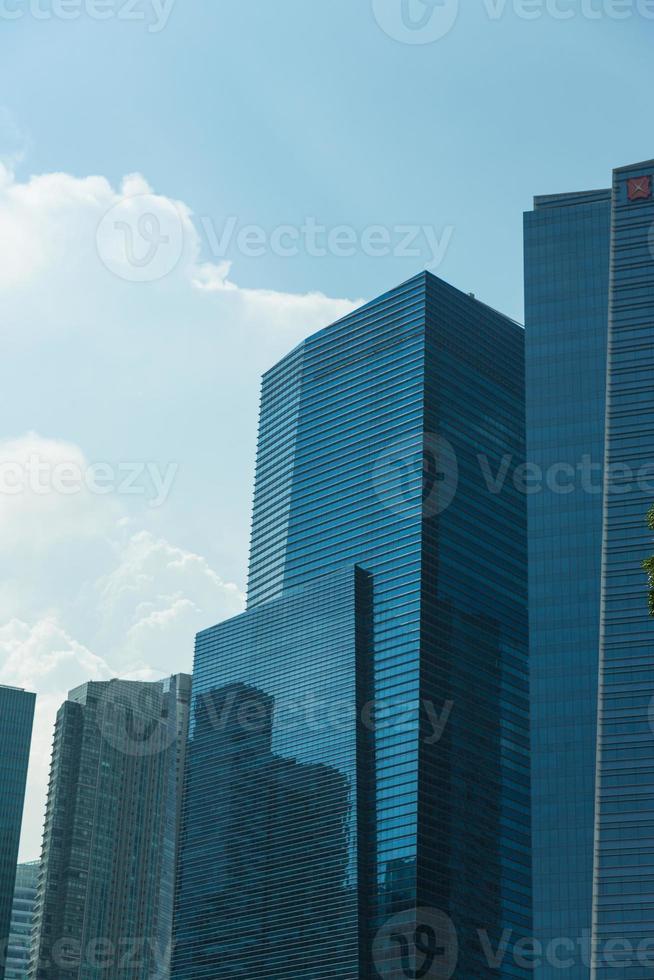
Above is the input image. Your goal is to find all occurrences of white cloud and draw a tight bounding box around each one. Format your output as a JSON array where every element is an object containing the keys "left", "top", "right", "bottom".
[
  {"left": 0, "top": 108, "right": 29, "bottom": 170},
  {"left": 0, "top": 617, "right": 115, "bottom": 865},
  {"left": 192, "top": 258, "right": 356, "bottom": 328},
  {"left": 0, "top": 432, "right": 119, "bottom": 625},
  {"left": 0, "top": 163, "right": 362, "bottom": 861},
  {"left": 191, "top": 260, "right": 236, "bottom": 292},
  {"left": 0, "top": 165, "right": 360, "bottom": 331},
  {"left": 0, "top": 617, "right": 114, "bottom": 701},
  {"left": 0, "top": 431, "right": 116, "bottom": 553},
  {"left": 94, "top": 530, "right": 245, "bottom": 676},
  {"left": 0, "top": 432, "right": 245, "bottom": 860}
]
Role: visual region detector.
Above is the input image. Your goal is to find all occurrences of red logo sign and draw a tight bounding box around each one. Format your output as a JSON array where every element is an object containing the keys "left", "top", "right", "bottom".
[{"left": 627, "top": 176, "right": 652, "bottom": 201}]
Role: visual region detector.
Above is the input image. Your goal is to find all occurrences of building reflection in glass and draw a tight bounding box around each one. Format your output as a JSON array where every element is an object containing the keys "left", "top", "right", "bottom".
[{"left": 172, "top": 566, "right": 373, "bottom": 979}]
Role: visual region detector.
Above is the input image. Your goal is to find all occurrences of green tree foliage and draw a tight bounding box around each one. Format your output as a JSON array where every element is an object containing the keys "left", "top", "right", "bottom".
[{"left": 644, "top": 506, "right": 654, "bottom": 617}]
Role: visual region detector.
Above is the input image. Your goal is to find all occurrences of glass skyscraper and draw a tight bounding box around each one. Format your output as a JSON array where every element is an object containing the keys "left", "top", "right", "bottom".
[
  {"left": 0, "top": 686, "right": 35, "bottom": 980},
  {"left": 173, "top": 271, "right": 531, "bottom": 978},
  {"left": 593, "top": 160, "right": 654, "bottom": 979},
  {"left": 5, "top": 862, "right": 38, "bottom": 980},
  {"left": 29, "top": 674, "right": 191, "bottom": 980},
  {"left": 526, "top": 159, "right": 654, "bottom": 978},
  {"left": 525, "top": 188, "right": 611, "bottom": 976}
]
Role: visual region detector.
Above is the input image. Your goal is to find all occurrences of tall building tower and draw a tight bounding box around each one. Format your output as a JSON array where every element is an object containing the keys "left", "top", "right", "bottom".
[
  {"left": 525, "top": 189, "right": 611, "bottom": 977},
  {"left": 173, "top": 272, "right": 531, "bottom": 978},
  {"left": 526, "top": 159, "right": 654, "bottom": 977},
  {"left": 5, "top": 862, "right": 38, "bottom": 980},
  {"left": 592, "top": 160, "right": 654, "bottom": 979},
  {"left": 0, "top": 686, "right": 36, "bottom": 980},
  {"left": 29, "top": 674, "right": 191, "bottom": 980}
]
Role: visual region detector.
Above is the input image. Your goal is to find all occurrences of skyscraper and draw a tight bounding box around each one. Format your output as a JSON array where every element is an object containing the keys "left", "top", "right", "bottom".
[
  {"left": 173, "top": 272, "right": 531, "bottom": 978},
  {"left": 525, "top": 159, "right": 654, "bottom": 977},
  {"left": 525, "top": 189, "right": 611, "bottom": 976},
  {"left": 5, "top": 862, "right": 38, "bottom": 980},
  {"left": 593, "top": 160, "right": 654, "bottom": 979},
  {"left": 29, "top": 674, "right": 191, "bottom": 980},
  {"left": 0, "top": 686, "right": 36, "bottom": 980}
]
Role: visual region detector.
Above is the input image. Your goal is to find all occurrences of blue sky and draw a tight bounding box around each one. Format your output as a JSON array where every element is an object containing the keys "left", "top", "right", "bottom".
[
  {"left": 0, "top": 0, "right": 652, "bottom": 857},
  {"left": 4, "top": 1, "right": 653, "bottom": 307}
]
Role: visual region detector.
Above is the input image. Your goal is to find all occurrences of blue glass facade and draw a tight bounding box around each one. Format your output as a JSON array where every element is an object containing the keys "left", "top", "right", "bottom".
[
  {"left": 173, "top": 565, "right": 372, "bottom": 977},
  {"left": 526, "top": 160, "right": 654, "bottom": 976},
  {"left": 0, "top": 686, "right": 35, "bottom": 980},
  {"left": 174, "top": 272, "right": 530, "bottom": 977},
  {"left": 525, "top": 189, "right": 611, "bottom": 976},
  {"left": 592, "top": 161, "right": 654, "bottom": 978},
  {"left": 5, "top": 861, "right": 38, "bottom": 980}
]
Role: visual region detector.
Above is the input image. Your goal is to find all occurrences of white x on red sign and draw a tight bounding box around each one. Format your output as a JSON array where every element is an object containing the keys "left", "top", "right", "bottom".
[{"left": 627, "top": 176, "right": 652, "bottom": 201}]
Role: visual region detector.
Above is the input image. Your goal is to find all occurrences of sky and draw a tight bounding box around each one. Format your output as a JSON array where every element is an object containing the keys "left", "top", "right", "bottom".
[{"left": 0, "top": 0, "right": 652, "bottom": 860}]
